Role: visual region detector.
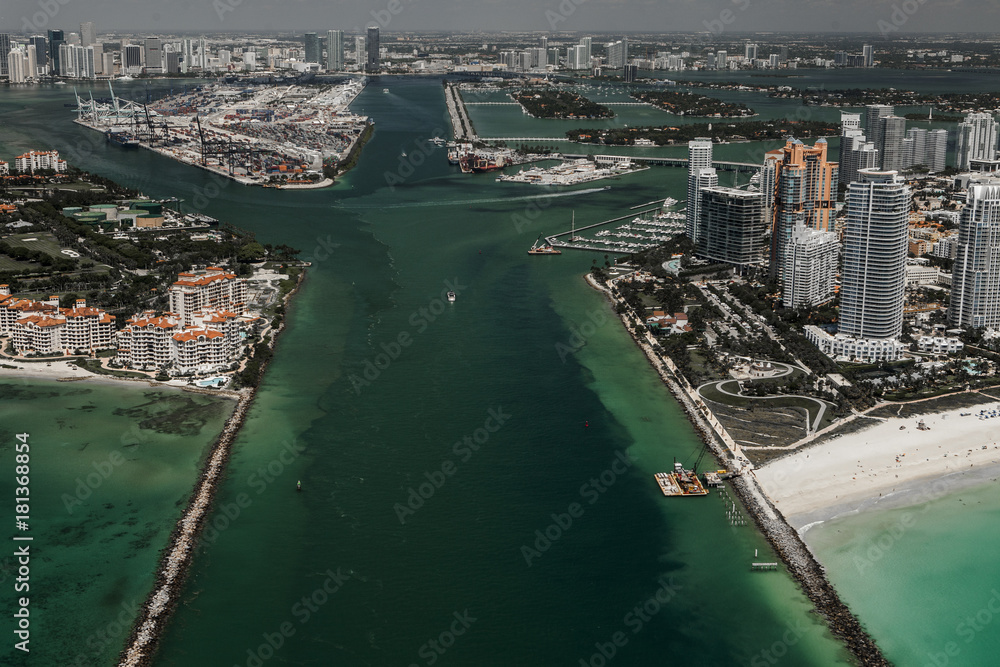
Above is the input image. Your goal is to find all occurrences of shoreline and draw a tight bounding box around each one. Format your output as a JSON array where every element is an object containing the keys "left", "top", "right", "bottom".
[
  {"left": 115, "top": 268, "right": 306, "bottom": 667},
  {"left": 756, "top": 404, "right": 1000, "bottom": 531},
  {"left": 586, "top": 271, "right": 890, "bottom": 666}
]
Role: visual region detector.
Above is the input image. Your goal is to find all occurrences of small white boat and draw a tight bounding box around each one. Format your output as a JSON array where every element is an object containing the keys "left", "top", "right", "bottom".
[{"left": 447, "top": 291, "right": 456, "bottom": 302}]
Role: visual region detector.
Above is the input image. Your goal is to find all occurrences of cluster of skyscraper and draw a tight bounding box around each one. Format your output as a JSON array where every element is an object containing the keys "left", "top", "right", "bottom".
[{"left": 686, "top": 102, "right": 1000, "bottom": 361}]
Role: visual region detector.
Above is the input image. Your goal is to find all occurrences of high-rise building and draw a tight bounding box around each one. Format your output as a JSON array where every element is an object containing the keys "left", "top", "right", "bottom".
[
  {"left": 326, "top": 30, "right": 344, "bottom": 71},
  {"left": 949, "top": 182, "right": 1000, "bottom": 329},
  {"left": 744, "top": 43, "right": 757, "bottom": 61},
  {"left": 79, "top": 22, "right": 96, "bottom": 48},
  {"left": 0, "top": 34, "right": 11, "bottom": 80},
  {"left": 354, "top": 36, "right": 365, "bottom": 67},
  {"left": 865, "top": 104, "right": 893, "bottom": 166},
  {"left": 716, "top": 49, "right": 728, "bottom": 68},
  {"left": 697, "top": 187, "right": 767, "bottom": 267},
  {"left": 862, "top": 44, "right": 874, "bottom": 67},
  {"left": 926, "top": 129, "right": 948, "bottom": 173},
  {"left": 366, "top": 26, "right": 380, "bottom": 72},
  {"left": 879, "top": 115, "right": 907, "bottom": 172},
  {"left": 48, "top": 29, "right": 65, "bottom": 76},
  {"left": 144, "top": 38, "right": 162, "bottom": 74},
  {"left": 838, "top": 113, "right": 863, "bottom": 187},
  {"left": 781, "top": 225, "right": 839, "bottom": 308},
  {"left": 567, "top": 44, "right": 588, "bottom": 70},
  {"left": 578, "top": 36, "right": 592, "bottom": 64},
  {"left": 538, "top": 36, "right": 548, "bottom": 52},
  {"left": 304, "top": 32, "right": 320, "bottom": 64},
  {"left": 123, "top": 44, "right": 143, "bottom": 75},
  {"left": 30, "top": 36, "right": 47, "bottom": 74},
  {"left": 199, "top": 37, "right": 208, "bottom": 69},
  {"left": 839, "top": 169, "right": 910, "bottom": 340},
  {"left": 607, "top": 38, "right": 628, "bottom": 69},
  {"left": 767, "top": 138, "right": 838, "bottom": 280},
  {"left": 7, "top": 48, "right": 28, "bottom": 84},
  {"left": 686, "top": 138, "right": 714, "bottom": 243},
  {"left": 623, "top": 63, "right": 638, "bottom": 82},
  {"left": 955, "top": 112, "right": 999, "bottom": 170}
]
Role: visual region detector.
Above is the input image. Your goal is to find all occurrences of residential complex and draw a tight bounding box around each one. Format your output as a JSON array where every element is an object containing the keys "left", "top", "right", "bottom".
[
  {"left": 949, "top": 182, "right": 1000, "bottom": 329},
  {"left": 685, "top": 138, "right": 714, "bottom": 244},
  {"left": 955, "top": 112, "right": 999, "bottom": 170},
  {"left": 168, "top": 267, "right": 248, "bottom": 325},
  {"left": 781, "top": 226, "right": 839, "bottom": 308},
  {"left": 0, "top": 289, "right": 115, "bottom": 355},
  {"left": 766, "top": 139, "right": 837, "bottom": 288},
  {"left": 14, "top": 150, "right": 67, "bottom": 173},
  {"left": 696, "top": 187, "right": 767, "bottom": 268},
  {"left": 810, "top": 169, "right": 910, "bottom": 362}
]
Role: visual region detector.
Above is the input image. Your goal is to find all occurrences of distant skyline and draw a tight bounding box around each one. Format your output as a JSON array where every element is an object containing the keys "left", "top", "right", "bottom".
[{"left": 2, "top": 0, "right": 999, "bottom": 35}]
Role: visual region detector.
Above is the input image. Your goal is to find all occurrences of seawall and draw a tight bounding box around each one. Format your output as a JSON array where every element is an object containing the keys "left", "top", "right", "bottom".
[
  {"left": 586, "top": 272, "right": 890, "bottom": 666},
  {"left": 116, "top": 269, "right": 307, "bottom": 667}
]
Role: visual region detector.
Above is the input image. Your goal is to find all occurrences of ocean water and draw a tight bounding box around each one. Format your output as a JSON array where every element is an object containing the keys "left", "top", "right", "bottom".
[
  {"left": 0, "top": 71, "right": 995, "bottom": 666},
  {"left": 0, "top": 379, "right": 235, "bottom": 666},
  {"left": 805, "top": 478, "right": 1000, "bottom": 667}
]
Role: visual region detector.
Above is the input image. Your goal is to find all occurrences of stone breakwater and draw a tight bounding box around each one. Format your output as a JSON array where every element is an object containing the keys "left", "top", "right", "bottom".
[
  {"left": 586, "top": 273, "right": 890, "bottom": 667},
  {"left": 116, "top": 270, "right": 306, "bottom": 667}
]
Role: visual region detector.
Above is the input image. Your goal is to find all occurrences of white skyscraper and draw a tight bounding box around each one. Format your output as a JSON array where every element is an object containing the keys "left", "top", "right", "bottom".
[
  {"left": 955, "top": 112, "right": 999, "bottom": 170},
  {"left": 840, "top": 169, "right": 910, "bottom": 340},
  {"left": 949, "top": 182, "right": 1000, "bottom": 329},
  {"left": 355, "top": 36, "right": 365, "bottom": 68},
  {"left": 327, "top": 30, "right": 344, "bottom": 71},
  {"left": 686, "top": 138, "right": 714, "bottom": 242},
  {"left": 782, "top": 225, "right": 839, "bottom": 308},
  {"left": 578, "top": 37, "right": 592, "bottom": 65},
  {"left": 744, "top": 43, "right": 757, "bottom": 61}
]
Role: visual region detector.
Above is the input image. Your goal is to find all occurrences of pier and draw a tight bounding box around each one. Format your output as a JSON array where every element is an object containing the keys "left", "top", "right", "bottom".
[{"left": 751, "top": 562, "right": 780, "bottom": 571}]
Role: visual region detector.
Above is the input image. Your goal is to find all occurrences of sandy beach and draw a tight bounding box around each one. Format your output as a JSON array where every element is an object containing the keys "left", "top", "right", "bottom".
[{"left": 756, "top": 405, "right": 1000, "bottom": 530}]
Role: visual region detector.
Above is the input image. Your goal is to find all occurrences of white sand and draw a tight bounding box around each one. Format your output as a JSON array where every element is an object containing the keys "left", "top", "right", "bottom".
[{"left": 755, "top": 405, "right": 1000, "bottom": 528}]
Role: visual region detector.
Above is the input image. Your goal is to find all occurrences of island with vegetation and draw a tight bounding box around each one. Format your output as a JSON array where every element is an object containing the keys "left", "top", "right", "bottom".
[
  {"left": 566, "top": 119, "right": 840, "bottom": 146},
  {"left": 513, "top": 88, "right": 615, "bottom": 119},
  {"left": 633, "top": 90, "right": 755, "bottom": 117},
  {"left": 769, "top": 86, "right": 1000, "bottom": 112}
]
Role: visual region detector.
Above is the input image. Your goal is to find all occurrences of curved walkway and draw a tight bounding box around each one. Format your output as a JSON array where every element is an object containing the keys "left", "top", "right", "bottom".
[{"left": 697, "top": 362, "right": 832, "bottom": 437}]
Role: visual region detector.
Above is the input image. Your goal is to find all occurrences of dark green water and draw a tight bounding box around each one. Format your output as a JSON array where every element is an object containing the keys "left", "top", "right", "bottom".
[{"left": 0, "top": 71, "right": 992, "bottom": 666}]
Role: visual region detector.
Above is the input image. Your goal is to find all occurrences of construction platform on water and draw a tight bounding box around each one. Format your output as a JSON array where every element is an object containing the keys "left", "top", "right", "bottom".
[{"left": 654, "top": 462, "right": 709, "bottom": 497}]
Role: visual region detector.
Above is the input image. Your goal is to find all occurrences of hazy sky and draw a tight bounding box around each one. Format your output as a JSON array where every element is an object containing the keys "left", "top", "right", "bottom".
[{"left": 3, "top": 0, "right": 997, "bottom": 35}]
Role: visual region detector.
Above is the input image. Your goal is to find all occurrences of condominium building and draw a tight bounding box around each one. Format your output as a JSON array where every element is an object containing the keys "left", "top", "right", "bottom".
[
  {"left": 865, "top": 105, "right": 894, "bottom": 166},
  {"left": 168, "top": 267, "right": 247, "bottom": 325},
  {"left": 955, "top": 112, "right": 999, "bottom": 171},
  {"left": 14, "top": 150, "right": 67, "bottom": 173},
  {"left": 116, "top": 308, "right": 254, "bottom": 374},
  {"left": 879, "top": 116, "right": 907, "bottom": 172},
  {"left": 326, "top": 30, "right": 344, "bottom": 71},
  {"left": 837, "top": 113, "right": 862, "bottom": 187},
  {"left": 696, "top": 187, "right": 767, "bottom": 267},
  {"left": 781, "top": 225, "right": 839, "bottom": 308},
  {"left": 766, "top": 138, "right": 838, "bottom": 280},
  {"left": 685, "top": 138, "right": 714, "bottom": 243},
  {"left": 606, "top": 38, "right": 628, "bottom": 69},
  {"left": 366, "top": 26, "right": 380, "bottom": 72},
  {"left": 949, "top": 182, "right": 1000, "bottom": 329},
  {"left": 5, "top": 297, "right": 115, "bottom": 355},
  {"left": 839, "top": 169, "right": 910, "bottom": 342}
]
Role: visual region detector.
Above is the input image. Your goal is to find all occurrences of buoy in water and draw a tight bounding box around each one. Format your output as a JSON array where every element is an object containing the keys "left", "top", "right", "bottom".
[{"left": 585, "top": 421, "right": 589, "bottom": 427}]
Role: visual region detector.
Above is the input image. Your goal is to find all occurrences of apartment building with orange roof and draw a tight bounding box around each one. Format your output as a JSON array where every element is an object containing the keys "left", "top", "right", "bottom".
[{"left": 169, "top": 266, "right": 247, "bottom": 324}]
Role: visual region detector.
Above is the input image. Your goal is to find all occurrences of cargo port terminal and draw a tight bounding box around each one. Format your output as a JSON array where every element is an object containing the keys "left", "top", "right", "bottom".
[{"left": 72, "top": 79, "right": 370, "bottom": 189}]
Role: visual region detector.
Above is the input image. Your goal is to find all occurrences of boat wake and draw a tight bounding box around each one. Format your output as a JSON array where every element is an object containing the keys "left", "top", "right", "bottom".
[{"left": 337, "top": 187, "right": 609, "bottom": 210}]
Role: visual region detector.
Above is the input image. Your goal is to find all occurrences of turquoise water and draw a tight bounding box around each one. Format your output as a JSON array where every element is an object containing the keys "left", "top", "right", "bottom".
[
  {"left": 0, "top": 70, "right": 995, "bottom": 666},
  {"left": 0, "top": 379, "right": 234, "bottom": 666},
  {"left": 807, "top": 481, "right": 1000, "bottom": 666}
]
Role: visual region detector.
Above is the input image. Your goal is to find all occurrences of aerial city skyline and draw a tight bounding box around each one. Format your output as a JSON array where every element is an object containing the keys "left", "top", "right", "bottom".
[{"left": 2, "top": 3, "right": 1000, "bottom": 666}]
